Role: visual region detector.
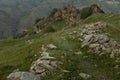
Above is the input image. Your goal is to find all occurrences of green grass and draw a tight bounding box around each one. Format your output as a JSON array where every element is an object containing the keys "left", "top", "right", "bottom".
[
  {"left": 45, "top": 48, "right": 120, "bottom": 80},
  {"left": 0, "top": 25, "right": 82, "bottom": 80},
  {"left": 0, "top": 14, "right": 120, "bottom": 80}
]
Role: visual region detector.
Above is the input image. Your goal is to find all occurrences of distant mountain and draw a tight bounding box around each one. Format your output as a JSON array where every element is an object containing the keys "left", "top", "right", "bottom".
[{"left": 0, "top": 0, "right": 120, "bottom": 38}]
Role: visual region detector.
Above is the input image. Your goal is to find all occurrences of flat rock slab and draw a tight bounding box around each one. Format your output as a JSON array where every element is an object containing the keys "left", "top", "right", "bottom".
[{"left": 7, "top": 72, "right": 41, "bottom": 80}]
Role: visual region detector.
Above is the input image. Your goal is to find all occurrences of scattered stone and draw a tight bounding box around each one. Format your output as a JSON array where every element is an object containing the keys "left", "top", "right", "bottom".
[
  {"left": 8, "top": 43, "right": 60, "bottom": 80},
  {"left": 27, "top": 40, "right": 34, "bottom": 44},
  {"left": 71, "top": 36, "right": 76, "bottom": 40},
  {"left": 83, "top": 56, "right": 89, "bottom": 59},
  {"left": 35, "top": 26, "right": 41, "bottom": 34},
  {"left": 94, "top": 64, "right": 98, "bottom": 67},
  {"left": 114, "top": 65, "right": 119, "bottom": 69},
  {"left": 99, "top": 53, "right": 105, "bottom": 56},
  {"left": 30, "top": 59, "right": 51, "bottom": 76},
  {"left": 34, "top": 54, "right": 37, "bottom": 57},
  {"left": 69, "top": 32, "right": 73, "bottom": 35},
  {"left": 69, "top": 49, "right": 73, "bottom": 52},
  {"left": 110, "top": 53, "right": 115, "bottom": 58},
  {"left": 62, "top": 70, "right": 70, "bottom": 73},
  {"left": 7, "top": 72, "right": 41, "bottom": 80},
  {"left": 115, "top": 58, "right": 120, "bottom": 63},
  {"left": 117, "top": 72, "right": 120, "bottom": 75},
  {"left": 41, "top": 45, "right": 47, "bottom": 51},
  {"left": 30, "top": 51, "right": 58, "bottom": 78},
  {"left": 79, "top": 73, "right": 92, "bottom": 79},
  {"left": 61, "top": 36, "right": 66, "bottom": 40},
  {"left": 47, "top": 44, "right": 57, "bottom": 49},
  {"left": 73, "top": 31, "right": 77, "bottom": 34},
  {"left": 74, "top": 51, "right": 82, "bottom": 55},
  {"left": 78, "top": 38, "right": 83, "bottom": 41},
  {"left": 61, "top": 56, "right": 64, "bottom": 59}
]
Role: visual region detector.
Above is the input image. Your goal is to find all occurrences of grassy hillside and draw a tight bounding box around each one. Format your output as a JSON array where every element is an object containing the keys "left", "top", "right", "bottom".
[{"left": 0, "top": 14, "right": 120, "bottom": 80}]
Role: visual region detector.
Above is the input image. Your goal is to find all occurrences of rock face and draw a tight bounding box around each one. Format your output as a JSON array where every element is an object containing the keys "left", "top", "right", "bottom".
[
  {"left": 54, "top": 5, "right": 80, "bottom": 26},
  {"left": 81, "top": 22, "right": 120, "bottom": 57},
  {"left": 7, "top": 72, "right": 41, "bottom": 80}
]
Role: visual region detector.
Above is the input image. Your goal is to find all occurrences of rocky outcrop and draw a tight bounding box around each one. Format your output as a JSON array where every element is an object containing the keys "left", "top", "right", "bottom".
[
  {"left": 90, "top": 4, "right": 104, "bottom": 14},
  {"left": 81, "top": 22, "right": 120, "bottom": 58},
  {"left": 30, "top": 51, "right": 58, "bottom": 78},
  {"left": 34, "top": 4, "right": 105, "bottom": 34},
  {"left": 54, "top": 5, "right": 80, "bottom": 26},
  {"left": 34, "top": 5, "right": 80, "bottom": 34}
]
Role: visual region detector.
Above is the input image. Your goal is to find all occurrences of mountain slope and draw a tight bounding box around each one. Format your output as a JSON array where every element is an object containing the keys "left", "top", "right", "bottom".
[
  {"left": 0, "top": 13, "right": 120, "bottom": 80},
  {"left": 0, "top": 0, "right": 120, "bottom": 38}
]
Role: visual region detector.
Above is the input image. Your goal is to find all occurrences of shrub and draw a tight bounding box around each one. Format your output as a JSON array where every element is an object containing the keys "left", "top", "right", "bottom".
[
  {"left": 49, "top": 8, "right": 58, "bottom": 17},
  {"left": 80, "top": 7, "right": 92, "bottom": 19},
  {"left": 42, "top": 26, "right": 55, "bottom": 33},
  {"left": 35, "top": 18, "right": 44, "bottom": 24},
  {"left": 14, "top": 31, "right": 28, "bottom": 39}
]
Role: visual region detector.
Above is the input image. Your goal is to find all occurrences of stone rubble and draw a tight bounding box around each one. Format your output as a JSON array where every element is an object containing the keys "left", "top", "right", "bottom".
[
  {"left": 62, "top": 70, "right": 70, "bottom": 73},
  {"left": 30, "top": 45, "right": 61, "bottom": 79},
  {"left": 47, "top": 44, "right": 57, "bottom": 49},
  {"left": 81, "top": 22, "right": 120, "bottom": 57},
  {"left": 74, "top": 51, "right": 82, "bottom": 55},
  {"left": 79, "top": 73, "right": 92, "bottom": 79},
  {"left": 7, "top": 45, "right": 59, "bottom": 80},
  {"left": 30, "top": 51, "right": 58, "bottom": 78}
]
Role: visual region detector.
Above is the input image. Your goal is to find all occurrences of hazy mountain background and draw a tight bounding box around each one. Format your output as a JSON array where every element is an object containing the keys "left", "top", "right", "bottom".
[{"left": 0, "top": 0, "right": 120, "bottom": 38}]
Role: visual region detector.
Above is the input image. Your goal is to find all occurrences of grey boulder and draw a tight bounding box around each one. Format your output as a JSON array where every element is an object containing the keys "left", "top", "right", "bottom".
[{"left": 7, "top": 72, "right": 41, "bottom": 80}]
